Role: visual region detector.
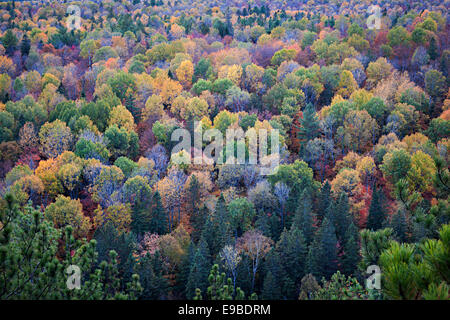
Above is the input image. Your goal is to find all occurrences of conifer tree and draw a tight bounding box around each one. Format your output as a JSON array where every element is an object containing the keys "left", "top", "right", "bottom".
[
  {"left": 0, "top": 194, "right": 142, "bottom": 300},
  {"left": 333, "top": 192, "right": 353, "bottom": 243},
  {"left": 297, "top": 103, "right": 320, "bottom": 156},
  {"left": 185, "top": 239, "right": 211, "bottom": 299},
  {"left": 367, "top": 187, "right": 386, "bottom": 231},
  {"left": 341, "top": 223, "right": 360, "bottom": 276},
  {"left": 292, "top": 190, "right": 316, "bottom": 245},
  {"left": 276, "top": 226, "right": 308, "bottom": 298},
  {"left": 149, "top": 191, "right": 168, "bottom": 235},
  {"left": 200, "top": 194, "right": 231, "bottom": 257},
  {"left": 390, "top": 210, "right": 409, "bottom": 243},
  {"left": 316, "top": 181, "right": 332, "bottom": 222},
  {"left": 308, "top": 217, "right": 339, "bottom": 280}
]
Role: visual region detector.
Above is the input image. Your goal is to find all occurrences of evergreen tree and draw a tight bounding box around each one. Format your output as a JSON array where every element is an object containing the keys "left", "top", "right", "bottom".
[
  {"left": 391, "top": 210, "right": 409, "bottom": 243},
  {"left": 176, "top": 242, "right": 196, "bottom": 298},
  {"left": 292, "top": 190, "right": 316, "bottom": 245},
  {"left": 333, "top": 192, "right": 353, "bottom": 243},
  {"left": 276, "top": 226, "right": 308, "bottom": 298},
  {"left": 190, "top": 205, "right": 207, "bottom": 244},
  {"left": 187, "top": 174, "right": 200, "bottom": 215},
  {"left": 2, "top": 29, "right": 18, "bottom": 55},
  {"left": 316, "top": 181, "right": 332, "bottom": 223},
  {"left": 297, "top": 103, "right": 320, "bottom": 156},
  {"left": 94, "top": 222, "right": 136, "bottom": 284},
  {"left": 261, "top": 271, "right": 281, "bottom": 299},
  {"left": 428, "top": 36, "right": 438, "bottom": 60},
  {"left": 308, "top": 217, "right": 339, "bottom": 280},
  {"left": 200, "top": 194, "right": 231, "bottom": 257},
  {"left": 20, "top": 34, "right": 30, "bottom": 56},
  {"left": 135, "top": 251, "right": 169, "bottom": 299},
  {"left": 341, "top": 223, "right": 360, "bottom": 277},
  {"left": 0, "top": 195, "right": 142, "bottom": 299},
  {"left": 261, "top": 250, "right": 283, "bottom": 299},
  {"left": 185, "top": 239, "right": 212, "bottom": 299},
  {"left": 149, "top": 191, "right": 168, "bottom": 235},
  {"left": 367, "top": 187, "right": 386, "bottom": 231}
]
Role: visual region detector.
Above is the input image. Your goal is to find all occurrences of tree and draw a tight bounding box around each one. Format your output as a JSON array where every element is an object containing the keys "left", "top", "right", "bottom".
[
  {"left": 149, "top": 191, "right": 168, "bottom": 235},
  {"left": 298, "top": 274, "right": 321, "bottom": 300},
  {"left": 292, "top": 190, "right": 316, "bottom": 245},
  {"left": 367, "top": 186, "right": 386, "bottom": 231},
  {"left": 307, "top": 217, "right": 339, "bottom": 280},
  {"left": 0, "top": 195, "right": 142, "bottom": 300},
  {"left": 359, "top": 228, "right": 393, "bottom": 271},
  {"left": 274, "top": 182, "right": 290, "bottom": 229},
  {"left": 186, "top": 239, "right": 211, "bottom": 299},
  {"left": 425, "top": 70, "right": 446, "bottom": 102},
  {"left": 337, "top": 70, "right": 358, "bottom": 98},
  {"left": 94, "top": 203, "right": 132, "bottom": 234},
  {"left": 380, "top": 149, "right": 412, "bottom": 186},
  {"left": 1, "top": 30, "right": 17, "bottom": 55},
  {"left": 237, "top": 229, "right": 273, "bottom": 292},
  {"left": 228, "top": 198, "right": 256, "bottom": 239},
  {"left": 341, "top": 223, "right": 360, "bottom": 277},
  {"left": 380, "top": 225, "right": 450, "bottom": 299},
  {"left": 296, "top": 103, "right": 320, "bottom": 156},
  {"left": 39, "top": 120, "right": 73, "bottom": 159},
  {"left": 176, "top": 60, "right": 194, "bottom": 88},
  {"left": 44, "top": 195, "right": 91, "bottom": 239},
  {"left": 104, "top": 125, "right": 139, "bottom": 160},
  {"left": 313, "top": 271, "right": 369, "bottom": 300},
  {"left": 276, "top": 226, "right": 308, "bottom": 298},
  {"left": 201, "top": 194, "right": 232, "bottom": 257}
]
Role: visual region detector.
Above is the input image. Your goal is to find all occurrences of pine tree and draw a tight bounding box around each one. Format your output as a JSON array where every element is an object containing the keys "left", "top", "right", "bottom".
[
  {"left": 0, "top": 194, "right": 142, "bottom": 299},
  {"left": 367, "top": 187, "right": 386, "bottom": 231},
  {"left": 190, "top": 205, "right": 207, "bottom": 244},
  {"left": 298, "top": 274, "right": 321, "bottom": 300}
]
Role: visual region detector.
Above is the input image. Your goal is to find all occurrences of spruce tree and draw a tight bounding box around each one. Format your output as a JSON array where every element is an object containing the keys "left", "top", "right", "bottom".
[
  {"left": 149, "top": 191, "right": 168, "bottom": 235},
  {"left": 261, "top": 250, "right": 283, "bottom": 299},
  {"left": 185, "top": 239, "right": 212, "bottom": 299},
  {"left": 297, "top": 103, "right": 320, "bottom": 156},
  {"left": 292, "top": 190, "right": 316, "bottom": 246},
  {"left": 308, "top": 217, "right": 339, "bottom": 280},
  {"left": 367, "top": 187, "right": 386, "bottom": 231},
  {"left": 333, "top": 192, "right": 353, "bottom": 243},
  {"left": 428, "top": 36, "right": 438, "bottom": 60},
  {"left": 391, "top": 210, "right": 408, "bottom": 243},
  {"left": 341, "top": 223, "right": 360, "bottom": 277},
  {"left": 276, "top": 226, "right": 308, "bottom": 298},
  {"left": 200, "top": 194, "right": 231, "bottom": 257},
  {"left": 316, "top": 180, "right": 332, "bottom": 222},
  {"left": 187, "top": 174, "right": 200, "bottom": 215}
]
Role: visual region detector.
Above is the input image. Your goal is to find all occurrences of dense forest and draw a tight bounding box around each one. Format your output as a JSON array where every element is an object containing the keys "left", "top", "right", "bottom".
[{"left": 0, "top": 0, "right": 449, "bottom": 300}]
